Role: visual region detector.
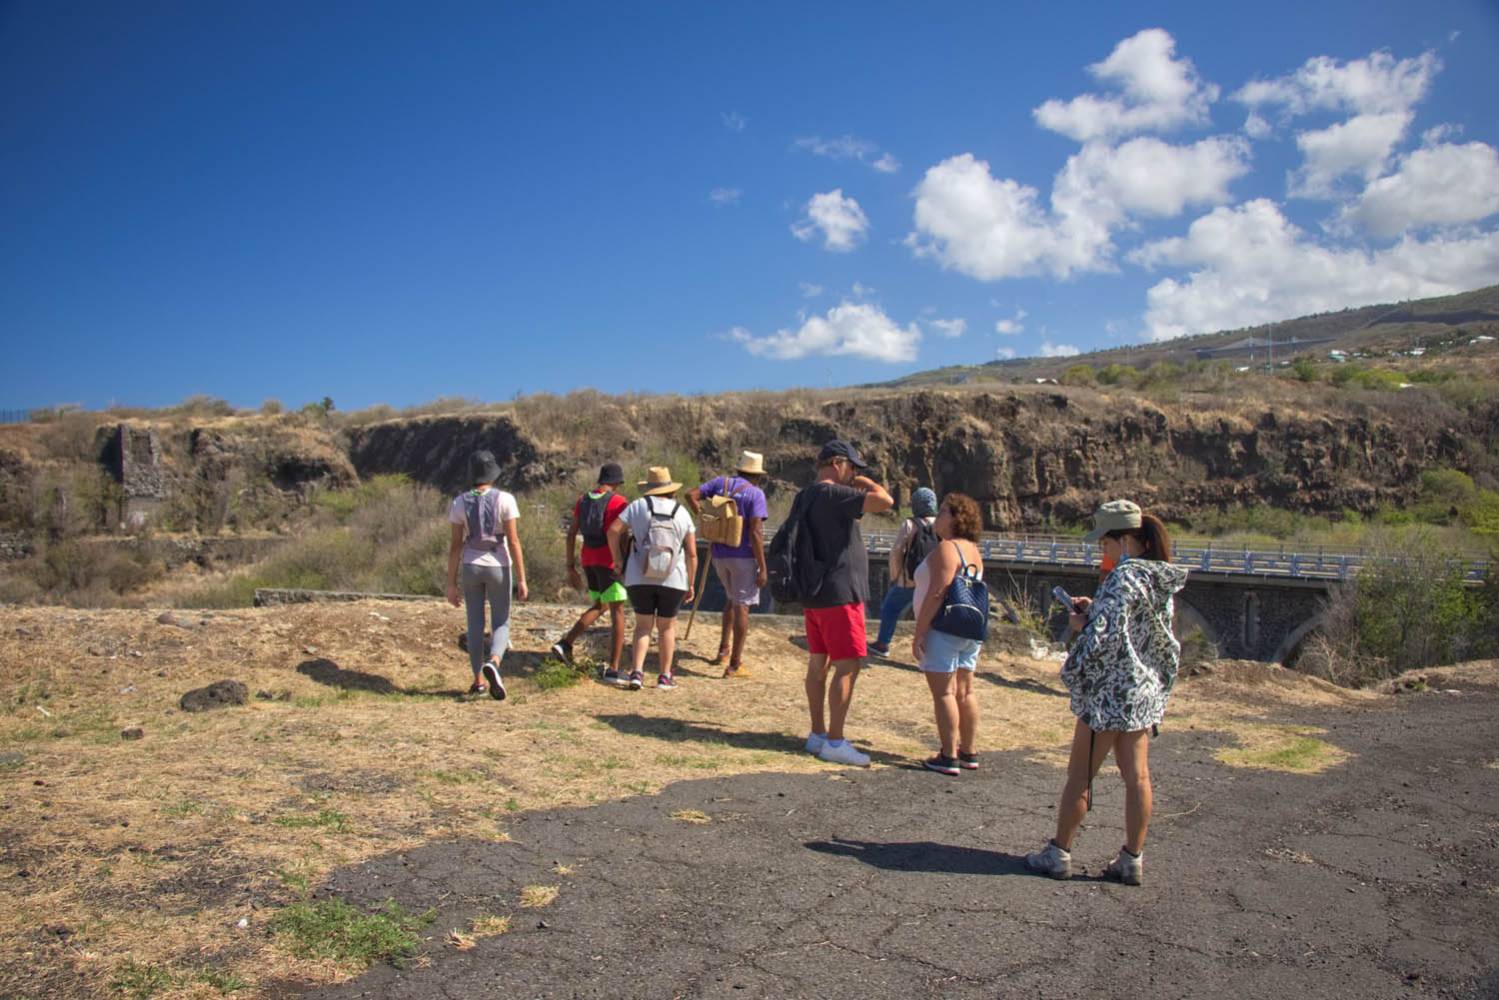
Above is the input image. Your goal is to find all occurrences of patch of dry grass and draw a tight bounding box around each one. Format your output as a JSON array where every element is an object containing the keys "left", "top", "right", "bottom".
[
  {"left": 668, "top": 809, "right": 711, "bottom": 824},
  {"left": 518, "top": 885, "right": 559, "bottom": 909},
  {"left": 0, "top": 599, "right": 1438, "bottom": 997},
  {"left": 1214, "top": 724, "right": 1350, "bottom": 773}
]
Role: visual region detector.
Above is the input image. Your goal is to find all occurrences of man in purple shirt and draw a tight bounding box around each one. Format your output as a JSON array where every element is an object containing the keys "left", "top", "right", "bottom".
[{"left": 687, "top": 450, "right": 769, "bottom": 678}]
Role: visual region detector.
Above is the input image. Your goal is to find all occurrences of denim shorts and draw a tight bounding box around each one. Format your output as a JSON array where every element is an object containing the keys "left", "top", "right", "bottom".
[{"left": 920, "top": 628, "right": 981, "bottom": 673}]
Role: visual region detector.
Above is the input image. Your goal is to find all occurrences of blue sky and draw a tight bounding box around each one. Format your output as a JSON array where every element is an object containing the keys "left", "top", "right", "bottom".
[{"left": 3, "top": 1, "right": 1498, "bottom": 411}]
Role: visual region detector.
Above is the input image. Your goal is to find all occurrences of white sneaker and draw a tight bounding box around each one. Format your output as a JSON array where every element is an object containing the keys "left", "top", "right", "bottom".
[
  {"left": 804, "top": 732, "right": 827, "bottom": 755},
  {"left": 1025, "top": 840, "right": 1072, "bottom": 879},
  {"left": 817, "top": 740, "right": 870, "bottom": 767},
  {"left": 1104, "top": 847, "right": 1144, "bottom": 886}
]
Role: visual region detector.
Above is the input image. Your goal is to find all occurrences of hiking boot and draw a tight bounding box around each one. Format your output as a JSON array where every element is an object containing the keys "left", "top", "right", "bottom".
[
  {"left": 923, "top": 754, "right": 961, "bottom": 776},
  {"left": 1025, "top": 840, "right": 1072, "bottom": 880},
  {"left": 601, "top": 667, "right": 620, "bottom": 684},
  {"left": 817, "top": 740, "right": 871, "bottom": 767},
  {"left": 657, "top": 672, "right": 677, "bottom": 690},
  {"left": 804, "top": 732, "right": 827, "bottom": 755},
  {"left": 957, "top": 751, "right": 980, "bottom": 770},
  {"left": 1104, "top": 847, "right": 1144, "bottom": 886},
  {"left": 550, "top": 639, "right": 573, "bottom": 663},
  {"left": 481, "top": 662, "right": 506, "bottom": 702},
  {"left": 627, "top": 670, "right": 644, "bottom": 690}
]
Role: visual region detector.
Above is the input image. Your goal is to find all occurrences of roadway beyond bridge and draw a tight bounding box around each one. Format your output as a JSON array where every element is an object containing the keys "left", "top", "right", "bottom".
[{"left": 689, "top": 533, "right": 1492, "bottom": 664}]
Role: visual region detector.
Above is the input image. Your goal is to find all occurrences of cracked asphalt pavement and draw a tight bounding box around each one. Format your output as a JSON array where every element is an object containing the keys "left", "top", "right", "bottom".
[{"left": 295, "top": 679, "right": 1499, "bottom": 999}]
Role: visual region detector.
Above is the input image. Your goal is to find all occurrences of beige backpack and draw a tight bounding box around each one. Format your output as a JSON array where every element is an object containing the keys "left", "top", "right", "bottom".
[{"left": 698, "top": 478, "right": 747, "bottom": 547}]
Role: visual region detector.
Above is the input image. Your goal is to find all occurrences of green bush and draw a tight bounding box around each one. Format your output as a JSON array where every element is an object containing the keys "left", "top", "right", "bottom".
[
  {"left": 1059, "top": 364, "right": 1096, "bottom": 388},
  {"left": 1298, "top": 530, "right": 1496, "bottom": 685},
  {"left": 1096, "top": 364, "right": 1140, "bottom": 388},
  {"left": 1290, "top": 358, "right": 1320, "bottom": 383}
]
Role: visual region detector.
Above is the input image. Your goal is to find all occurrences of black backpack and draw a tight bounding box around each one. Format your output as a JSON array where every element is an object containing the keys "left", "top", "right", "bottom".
[
  {"left": 578, "top": 491, "right": 611, "bottom": 548},
  {"left": 901, "top": 517, "right": 939, "bottom": 581},
  {"left": 767, "top": 488, "right": 824, "bottom": 603}
]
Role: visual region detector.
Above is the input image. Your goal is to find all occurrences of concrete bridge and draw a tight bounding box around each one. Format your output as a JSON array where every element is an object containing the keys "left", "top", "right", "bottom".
[{"left": 692, "top": 533, "right": 1491, "bottom": 664}]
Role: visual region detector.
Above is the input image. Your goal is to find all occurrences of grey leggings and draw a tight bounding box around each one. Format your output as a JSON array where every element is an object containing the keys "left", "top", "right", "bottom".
[{"left": 461, "top": 563, "right": 512, "bottom": 675}]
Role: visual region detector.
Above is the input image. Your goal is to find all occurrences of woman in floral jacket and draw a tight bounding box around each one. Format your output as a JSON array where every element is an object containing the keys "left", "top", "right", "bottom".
[{"left": 1026, "top": 500, "right": 1187, "bottom": 886}]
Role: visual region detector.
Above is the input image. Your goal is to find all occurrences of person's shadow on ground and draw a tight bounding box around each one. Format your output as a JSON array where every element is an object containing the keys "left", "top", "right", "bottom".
[
  {"left": 593, "top": 713, "right": 905, "bottom": 765},
  {"left": 976, "top": 672, "right": 1068, "bottom": 697},
  {"left": 807, "top": 838, "right": 1035, "bottom": 876}
]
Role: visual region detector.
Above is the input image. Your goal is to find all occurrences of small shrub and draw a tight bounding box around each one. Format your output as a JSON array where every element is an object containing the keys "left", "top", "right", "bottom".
[
  {"left": 533, "top": 656, "right": 586, "bottom": 690},
  {"left": 110, "top": 959, "right": 174, "bottom": 999},
  {"left": 1096, "top": 364, "right": 1140, "bottom": 388},
  {"left": 1059, "top": 364, "right": 1096, "bottom": 388},
  {"left": 260, "top": 399, "right": 285, "bottom": 415}
]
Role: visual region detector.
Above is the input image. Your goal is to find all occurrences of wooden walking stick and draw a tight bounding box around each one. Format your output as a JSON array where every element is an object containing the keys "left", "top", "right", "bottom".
[{"left": 684, "top": 547, "right": 713, "bottom": 641}]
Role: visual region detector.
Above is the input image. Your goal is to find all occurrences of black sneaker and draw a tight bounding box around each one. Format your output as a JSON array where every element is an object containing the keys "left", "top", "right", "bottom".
[
  {"left": 550, "top": 639, "right": 573, "bottom": 663},
  {"left": 481, "top": 662, "right": 506, "bottom": 702},
  {"left": 957, "top": 751, "right": 980, "bottom": 770},
  {"left": 601, "top": 667, "right": 620, "bottom": 684},
  {"left": 923, "top": 754, "right": 961, "bottom": 776}
]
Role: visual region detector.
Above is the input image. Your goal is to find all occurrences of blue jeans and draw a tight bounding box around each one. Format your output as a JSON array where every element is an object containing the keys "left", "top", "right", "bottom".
[{"left": 875, "top": 585, "right": 915, "bottom": 648}]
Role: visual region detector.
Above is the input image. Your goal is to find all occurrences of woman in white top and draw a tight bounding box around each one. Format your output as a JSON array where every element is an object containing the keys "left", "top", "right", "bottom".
[
  {"left": 910, "top": 492, "right": 985, "bottom": 776},
  {"left": 446, "top": 450, "right": 528, "bottom": 701},
  {"left": 607, "top": 467, "right": 697, "bottom": 692}
]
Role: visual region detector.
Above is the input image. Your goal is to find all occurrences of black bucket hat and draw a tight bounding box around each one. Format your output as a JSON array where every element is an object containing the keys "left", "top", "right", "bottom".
[
  {"left": 469, "top": 450, "right": 501, "bottom": 486},
  {"left": 597, "top": 462, "right": 624, "bottom": 485}
]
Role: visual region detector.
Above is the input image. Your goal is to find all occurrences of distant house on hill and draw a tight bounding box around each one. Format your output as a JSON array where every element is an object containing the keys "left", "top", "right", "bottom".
[{"left": 1194, "top": 334, "right": 1338, "bottom": 360}]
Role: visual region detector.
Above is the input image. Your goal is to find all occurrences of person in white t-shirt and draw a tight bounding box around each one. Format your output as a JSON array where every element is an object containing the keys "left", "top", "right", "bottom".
[
  {"left": 607, "top": 466, "right": 696, "bottom": 691},
  {"left": 445, "top": 450, "right": 528, "bottom": 701}
]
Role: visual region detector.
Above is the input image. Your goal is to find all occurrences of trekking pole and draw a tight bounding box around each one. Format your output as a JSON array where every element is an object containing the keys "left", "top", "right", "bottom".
[{"left": 684, "top": 548, "right": 713, "bottom": 641}]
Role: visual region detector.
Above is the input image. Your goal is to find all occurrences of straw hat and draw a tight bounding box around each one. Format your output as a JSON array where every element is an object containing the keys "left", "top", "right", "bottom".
[
  {"left": 637, "top": 466, "right": 682, "bottom": 496},
  {"left": 735, "top": 450, "right": 765, "bottom": 475}
]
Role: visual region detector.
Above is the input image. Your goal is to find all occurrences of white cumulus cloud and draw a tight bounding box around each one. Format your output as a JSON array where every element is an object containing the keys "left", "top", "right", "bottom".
[
  {"left": 792, "top": 189, "right": 869, "bottom": 252},
  {"left": 729, "top": 301, "right": 921, "bottom": 363},
  {"left": 1039, "top": 340, "right": 1081, "bottom": 358},
  {"left": 1233, "top": 49, "right": 1440, "bottom": 117},
  {"left": 995, "top": 308, "right": 1026, "bottom": 335},
  {"left": 927, "top": 317, "right": 966, "bottom": 338},
  {"left": 1289, "top": 111, "right": 1412, "bottom": 198},
  {"left": 1034, "top": 28, "right": 1219, "bottom": 142},
  {"left": 1341, "top": 141, "right": 1499, "bottom": 237},
  {"left": 1132, "top": 198, "right": 1499, "bottom": 340},
  {"left": 909, "top": 136, "right": 1248, "bottom": 280}
]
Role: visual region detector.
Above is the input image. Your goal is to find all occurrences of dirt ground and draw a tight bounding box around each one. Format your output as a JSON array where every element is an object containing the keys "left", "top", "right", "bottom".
[{"left": 0, "top": 599, "right": 1488, "bottom": 998}]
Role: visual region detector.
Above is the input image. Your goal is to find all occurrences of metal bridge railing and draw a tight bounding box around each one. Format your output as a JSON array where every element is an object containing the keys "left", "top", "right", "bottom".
[{"left": 851, "top": 530, "right": 1491, "bottom": 584}]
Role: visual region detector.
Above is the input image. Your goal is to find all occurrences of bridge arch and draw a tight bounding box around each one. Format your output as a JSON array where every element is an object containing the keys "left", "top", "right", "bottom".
[
  {"left": 1173, "top": 597, "right": 1220, "bottom": 655},
  {"left": 1272, "top": 613, "right": 1326, "bottom": 666}
]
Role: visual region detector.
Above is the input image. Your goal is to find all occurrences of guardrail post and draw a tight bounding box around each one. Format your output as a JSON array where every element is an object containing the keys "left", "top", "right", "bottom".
[{"left": 1289, "top": 554, "right": 1300, "bottom": 577}]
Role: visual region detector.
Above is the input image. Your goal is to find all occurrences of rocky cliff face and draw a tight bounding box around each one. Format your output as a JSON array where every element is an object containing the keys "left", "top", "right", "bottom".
[{"left": 4, "top": 384, "right": 1495, "bottom": 534}]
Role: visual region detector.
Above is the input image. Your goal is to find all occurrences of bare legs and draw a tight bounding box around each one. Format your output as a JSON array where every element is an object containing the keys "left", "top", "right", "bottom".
[
  {"left": 715, "top": 603, "right": 750, "bottom": 669},
  {"left": 564, "top": 600, "right": 627, "bottom": 671},
  {"left": 1052, "top": 719, "right": 1152, "bottom": 853},
  {"left": 923, "top": 669, "right": 980, "bottom": 757},
  {"left": 805, "top": 653, "right": 861, "bottom": 741},
  {"left": 630, "top": 612, "right": 678, "bottom": 677}
]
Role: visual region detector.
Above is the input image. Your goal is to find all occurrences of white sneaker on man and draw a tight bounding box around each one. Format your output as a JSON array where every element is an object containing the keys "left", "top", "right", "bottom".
[
  {"left": 817, "top": 739, "right": 870, "bottom": 767},
  {"left": 804, "top": 732, "right": 827, "bottom": 755},
  {"left": 1025, "top": 840, "right": 1072, "bottom": 879}
]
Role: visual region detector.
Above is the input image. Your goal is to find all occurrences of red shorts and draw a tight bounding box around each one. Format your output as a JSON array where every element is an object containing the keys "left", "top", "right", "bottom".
[{"left": 803, "top": 603, "right": 868, "bottom": 661}]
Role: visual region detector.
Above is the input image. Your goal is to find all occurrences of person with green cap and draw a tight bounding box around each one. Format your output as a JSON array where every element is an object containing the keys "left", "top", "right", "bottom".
[
  {"left": 1026, "top": 499, "right": 1186, "bottom": 886},
  {"left": 870, "top": 486, "right": 939, "bottom": 657},
  {"left": 446, "top": 449, "right": 528, "bottom": 701}
]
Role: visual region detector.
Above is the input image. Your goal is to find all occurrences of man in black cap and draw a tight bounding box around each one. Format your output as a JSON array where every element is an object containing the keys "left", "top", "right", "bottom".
[
  {"left": 552, "top": 462, "right": 630, "bottom": 680},
  {"left": 799, "top": 439, "right": 893, "bottom": 767}
]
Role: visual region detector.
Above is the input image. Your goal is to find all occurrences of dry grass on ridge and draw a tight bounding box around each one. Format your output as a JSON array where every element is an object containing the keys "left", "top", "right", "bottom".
[{"left": 0, "top": 599, "right": 1404, "bottom": 997}]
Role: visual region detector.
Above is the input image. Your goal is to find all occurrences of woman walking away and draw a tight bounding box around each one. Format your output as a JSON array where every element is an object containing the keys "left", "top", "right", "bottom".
[
  {"left": 1026, "top": 500, "right": 1185, "bottom": 885},
  {"left": 608, "top": 467, "right": 697, "bottom": 691},
  {"left": 871, "top": 487, "right": 939, "bottom": 657},
  {"left": 911, "top": 493, "right": 986, "bottom": 776},
  {"left": 446, "top": 450, "right": 528, "bottom": 701}
]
